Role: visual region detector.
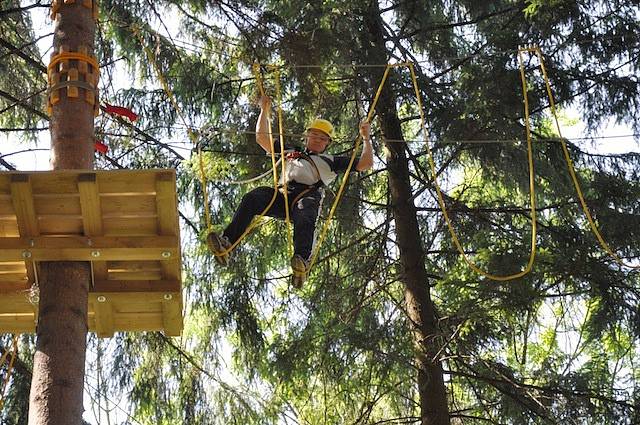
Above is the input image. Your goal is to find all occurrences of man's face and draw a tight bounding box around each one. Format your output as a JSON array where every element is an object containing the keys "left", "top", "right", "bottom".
[{"left": 305, "top": 129, "right": 330, "bottom": 153}]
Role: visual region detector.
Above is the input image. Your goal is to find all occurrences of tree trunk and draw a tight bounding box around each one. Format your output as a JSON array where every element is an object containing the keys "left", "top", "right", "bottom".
[
  {"left": 361, "top": 3, "right": 450, "bottom": 425},
  {"left": 28, "top": 2, "right": 95, "bottom": 424}
]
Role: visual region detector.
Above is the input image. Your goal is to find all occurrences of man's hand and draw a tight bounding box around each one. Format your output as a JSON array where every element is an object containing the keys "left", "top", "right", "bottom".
[
  {"left": 257, "top": 95, "right": 272, "bottom": 112},
  {"left": 356, "top": 120, "right": 373, "bottom": 172},
  {"left": 359, "top": 120, "right": 371, "bottom": 141},
  {"left": 255, "top": 95, "right": 273, "bottom": 152}
]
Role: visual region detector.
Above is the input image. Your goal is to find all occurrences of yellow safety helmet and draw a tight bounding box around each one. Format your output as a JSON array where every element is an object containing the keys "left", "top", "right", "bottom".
[{"left": 307, "top": 118, "right": 334, "bottom": 139}]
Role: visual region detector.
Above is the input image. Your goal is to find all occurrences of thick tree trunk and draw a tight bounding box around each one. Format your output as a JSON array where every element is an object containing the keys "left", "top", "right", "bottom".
[
  {"left": 361, "top": 3, "right": 450, "bottom": 425},
  {"left": 28, "top": 2, "right": 95, "bottom": 424}
]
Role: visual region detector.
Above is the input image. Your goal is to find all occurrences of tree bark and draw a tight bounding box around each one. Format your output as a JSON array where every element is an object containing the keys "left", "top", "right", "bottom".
[
  {"left": 28, "top": 2, "right": 95, "bottom": 424},
  {"left": 361, "top": 3, "right": 450, "bottom": 424}
]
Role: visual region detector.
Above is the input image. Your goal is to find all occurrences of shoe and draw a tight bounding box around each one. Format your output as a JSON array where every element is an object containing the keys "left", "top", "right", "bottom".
[
  {"left": 290, "top": 255, "right": 309, "bottom": 288},
  {"left": 207, "top": 232, "right": 232, "bottom": 266}
]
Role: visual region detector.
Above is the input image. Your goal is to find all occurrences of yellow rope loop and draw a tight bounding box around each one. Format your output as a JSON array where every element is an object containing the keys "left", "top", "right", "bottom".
[
  {"left": 131, "top": 25, "right": 213, "bottom": 231},
  {"left": 0, "top": 335, "right": 19, "bottom": 410},
  {"left": 210, "top": 64, "right": 285, "bottom": 257},
  {"left": 410, "top": 54, "right": 538, "bottom": 281},
  {"left": 534, "top": 47, "right": 640, "bottom": 269},
  {"left": 306, "top": 65, "right": 392, "bottom": 273},
  {"left": 272, "top": 67, "right": 295, "bottom": 259}
]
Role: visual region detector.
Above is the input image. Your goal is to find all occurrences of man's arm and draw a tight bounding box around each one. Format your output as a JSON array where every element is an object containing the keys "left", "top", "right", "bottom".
[
  {"left": 255, "top": 95, "right": 273, "bottom": 153},
  {"left": 355, "top": 120, "right": 373, "bottom": 171}
]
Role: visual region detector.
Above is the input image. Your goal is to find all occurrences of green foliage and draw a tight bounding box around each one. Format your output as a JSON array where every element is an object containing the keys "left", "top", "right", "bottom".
[{"left": 4, "top": 0, "right": 640, "bottom": 423}]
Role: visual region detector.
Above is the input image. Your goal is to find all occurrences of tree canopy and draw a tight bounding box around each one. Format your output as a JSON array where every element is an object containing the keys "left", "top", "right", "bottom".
[{"left": 1, "top": 0, "right": 640, "bottom": 424}]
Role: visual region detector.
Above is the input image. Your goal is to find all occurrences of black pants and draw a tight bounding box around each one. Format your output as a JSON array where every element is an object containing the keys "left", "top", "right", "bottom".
[{"left": 223, "top": 185, "right": 322, "bottom": 260}]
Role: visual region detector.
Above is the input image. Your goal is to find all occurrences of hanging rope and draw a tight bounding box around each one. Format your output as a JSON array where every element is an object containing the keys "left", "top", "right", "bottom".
[
  {"left": 0, "top": 335, "right": 19, "bottom": 410},
  {"left": 410, "top": 50, "right": 538, "bottom": 281},
  {"left": 209, "top": 64, "right": 296, "bottom": 258},
  {"left": 305, "top": 65, "right": 393, "bottom": 274},
  {"left": 534, "top": 46, "right": 640, "bottom": 269},
  {"left": 131, "top": 25, "right": 213, "bottom": 232}
]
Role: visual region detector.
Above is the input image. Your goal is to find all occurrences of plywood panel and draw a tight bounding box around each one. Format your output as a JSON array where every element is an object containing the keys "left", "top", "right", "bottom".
[{"left": 0, "top": 169, "right": 182, "bottom": 336}]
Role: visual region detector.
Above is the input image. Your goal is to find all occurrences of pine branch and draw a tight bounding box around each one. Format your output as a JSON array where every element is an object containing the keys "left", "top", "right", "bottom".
[
  {"left": 0, "top": 88, "right": 48, "bottom": 120},
  {"left": 0, "top": 1, "right": 49, "bottom": 18},
  {"left": 0, "top": 37, "right": 47, "bottom": 73}
]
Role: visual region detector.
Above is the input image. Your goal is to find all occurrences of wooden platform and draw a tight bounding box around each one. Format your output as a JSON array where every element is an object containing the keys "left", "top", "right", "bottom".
[{"left": 0, "top": 169, "right": 182, "bottom": 337}]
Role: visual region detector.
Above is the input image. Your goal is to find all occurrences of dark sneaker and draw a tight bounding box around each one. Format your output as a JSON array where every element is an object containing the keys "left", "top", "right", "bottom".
[
  {"left": 207, "top": 232, "right": 232, "bottom": 266},
  {"left": 290, "top": 255, "right": 309, "bottom": 288}
]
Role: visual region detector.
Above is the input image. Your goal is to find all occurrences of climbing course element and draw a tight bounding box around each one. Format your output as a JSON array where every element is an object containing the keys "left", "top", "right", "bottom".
[
  {"left": 0, "top": 170, "right": 183, "bottom": 337},
  {"left": 0, "top": 335, "right": 18, "bottom": 410},
  {"left": 409, "top": 52, "right": 538, "bottom": 281},
  {"left": 47, "top": 45, "right": 100, "bottom": 117},
  {"left": 305, "top": 65, "right": 393, "bottom": 275},
  {"left": 207, "top": 64, "right": 295, "bottom": 260},
  {"left": 533, "top": 47, "right": 640, "bottom": 269},
  {"left": 50, "top": 0, "right": 99, "bottom": 21}
]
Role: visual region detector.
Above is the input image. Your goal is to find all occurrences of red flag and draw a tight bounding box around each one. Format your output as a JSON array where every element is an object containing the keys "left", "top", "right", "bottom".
[
  {"left": 104, "top": 103, "right": 138, "bottom": 121},
  {"left": 94, "top": 141, "right": 108, "bottom": 154}
]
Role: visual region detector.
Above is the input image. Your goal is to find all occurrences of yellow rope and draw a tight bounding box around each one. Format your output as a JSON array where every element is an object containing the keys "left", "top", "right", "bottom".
[
  {"left": 0, "top": 335, "right": 18, "bottom": 410},
  {"left": 306, "top": 65, "right": 393, "bottom": 273},
  {"left": 210, "top": 65, "right": 289, "bottom": 257},
  {"left": 409, "top": 52, "right": 538, "bottom": 281},
  {"left": 272, "top": 67, "right": 295, "bottom": 259},
  {"left": 533, "top": 47, "right": 640, "bottom": 269},
  {"left": 132, "top": 25, "right": 213, "bottom": 232},
  {"left": 47, "top": 51, "right": 100, "bottom": 74}
]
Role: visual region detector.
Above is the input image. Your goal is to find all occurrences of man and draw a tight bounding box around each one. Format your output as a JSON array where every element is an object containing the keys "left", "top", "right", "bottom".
[{"left": 208, "top": 95, "right": 373, "bottom": 287}]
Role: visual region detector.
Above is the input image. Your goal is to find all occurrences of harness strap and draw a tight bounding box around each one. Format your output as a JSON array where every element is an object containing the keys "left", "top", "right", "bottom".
[{"left": 291, "top": 187, "right": 315, "bottom": 206}]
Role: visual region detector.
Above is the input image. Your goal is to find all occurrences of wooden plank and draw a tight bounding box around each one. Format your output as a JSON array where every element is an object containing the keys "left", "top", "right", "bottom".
[
  {"left": 93, "top": 299, "right": 114, "bottom": 338},
  {"left": 77, "top": 173, "right": 103, "bottom": 236},
  {"left": 0, "top": 247, "right": 179, "bottom": 262},
  {"left": 89, "top": 291, "right": 174, "bottom": 304},
  {"left": 0, "top": 273, "right": 28, "bottom": 282},
  {"left": 155, "top": 172, "right": 178, "bottom": 236},
  {"left": 38, "top": 216, "right": 83, "bottom": 235},
  {"left": 10, "top": 174, "right": 39, "bottom": 236},
  {"left": 155, "top": 172, "right": 180, "bottom": 283},
  {"left": 33, "top": 196, "right": 82, "bottom": 216},
  {"left": 0, "top": 318, "right": 36, "bottom": 333},
  {"left": 101, "top": 195, "right": 157, "bottom": 217},
  {"left": 92, "top": 261, "right": 108, "bottom": 287},
  {"left": 0, "top": 220, "right": 20, "bottom": 238},
  {"left": 162, "top": 296, "right": 182, "bottom": 336},
  {"left": 103, "top": 217, "right": 158, "bottom": 236},
  {"left": 107, "top": 270, "right": 163, "bottom": 281},
  {"left": 0, "top": 235, "right": 178, "bottom": 250},
  {"left": 93, "top": 280, "right": 179, "bottom": 292},
  {"left": 160, "top": 259, "right": 181, "bottom": 282},
  {"left": 0, "top": 175, "right": 10, "bottom": 193},
  {"left": 97, "top": 172, "right": 157, "bottom": 195},
  {"left": 0, "top": 281, "right": 31, "bottom": 293},
  {"left": 107, "top": 260, "right": 161, "bottom": 271},
  {"left": 0, "top": 293, "right": 36, "bottom": 313},
  {"left": 0, "top": 200, "right": 14, "bottom": 216},
  {"left": 0, "top": 262, "right": 26, "bottom": 272},
  {"left": 112, "top": 314, "right": 164, "bottom": 332},
  {"left": 0, "top": 234, "right": 180, "bottom": 263}
]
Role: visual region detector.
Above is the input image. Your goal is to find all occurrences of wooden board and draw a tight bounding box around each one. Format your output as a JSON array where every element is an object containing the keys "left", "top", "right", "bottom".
[{"left": 0, "top": 169, "right": 183, "bottom": 337}]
